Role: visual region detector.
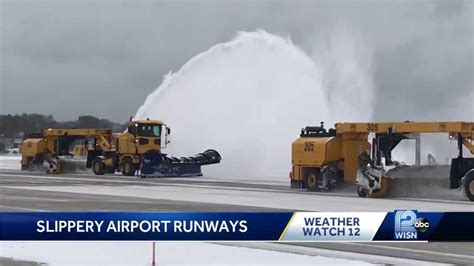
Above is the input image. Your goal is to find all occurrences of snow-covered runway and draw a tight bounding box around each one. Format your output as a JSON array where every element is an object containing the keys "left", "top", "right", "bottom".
[
  {"left": 2, "top": 241, "right": 373, "bottom": 266},
  {"left": 1, "top": 168, "right": 473, "bottom": 264},
  {"left": 1, "top": 171, "right": 471, "bottom": 212}
]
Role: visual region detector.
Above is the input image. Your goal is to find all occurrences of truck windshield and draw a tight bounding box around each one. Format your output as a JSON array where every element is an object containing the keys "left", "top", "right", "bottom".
[{"left": 137, "top": 124, "right": 161, "bottom": 137}]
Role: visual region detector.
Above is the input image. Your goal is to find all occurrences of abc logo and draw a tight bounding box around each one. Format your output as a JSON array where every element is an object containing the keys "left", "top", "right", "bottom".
[{"left": 414, "top": 217, "right": 430, "bottom": 232}]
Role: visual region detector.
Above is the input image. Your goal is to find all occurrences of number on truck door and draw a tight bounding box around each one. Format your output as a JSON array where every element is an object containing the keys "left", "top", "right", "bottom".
[
  {"left": 367, "top": 123, "right": 379, "bottom": 132},
  {"left": 304, "top": 141, "right": 315, "bottom": 152}
]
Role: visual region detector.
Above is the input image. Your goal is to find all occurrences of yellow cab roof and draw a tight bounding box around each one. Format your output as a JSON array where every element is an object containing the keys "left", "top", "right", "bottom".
[{"left": 130, "top": 119, "right": 164, "bottom": 125}]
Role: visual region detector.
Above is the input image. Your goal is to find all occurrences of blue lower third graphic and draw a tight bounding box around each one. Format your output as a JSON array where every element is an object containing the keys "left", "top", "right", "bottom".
[{"left": 0, "top": 212, "right": 293, "bottom": 241}]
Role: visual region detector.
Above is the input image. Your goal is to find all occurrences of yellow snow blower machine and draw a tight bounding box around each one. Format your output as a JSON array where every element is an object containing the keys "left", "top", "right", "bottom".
[
  {"left": 20, "top": 118, "right": 221, "bottom": 177},
  {"left": 290, "top": 121, "right": 474, "bottom": 201},
  {"left": 21, "top": 128, "right": 113, "bottom": 174}
]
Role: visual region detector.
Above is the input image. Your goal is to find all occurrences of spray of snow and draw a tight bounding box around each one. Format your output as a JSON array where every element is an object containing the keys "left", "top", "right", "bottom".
[
  {"left": 135, "top": 30, "right": 374, "bottom": 178},
  {"left": 309, "top": 28, "right": 375, "bottom": 122}
]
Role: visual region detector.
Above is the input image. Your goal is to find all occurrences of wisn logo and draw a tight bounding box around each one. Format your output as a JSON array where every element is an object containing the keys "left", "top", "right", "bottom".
[{"left": 394, "top": 210, "right": 430, "bottom": 240}]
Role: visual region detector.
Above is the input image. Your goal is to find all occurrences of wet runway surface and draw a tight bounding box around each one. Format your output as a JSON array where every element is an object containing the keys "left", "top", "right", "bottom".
[{"left": 1, "top": 169, "right": 473, "bottom": 264}]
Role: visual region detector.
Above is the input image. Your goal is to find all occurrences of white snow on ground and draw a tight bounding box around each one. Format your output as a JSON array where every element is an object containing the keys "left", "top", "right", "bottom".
[
  {"left": 0, "top": 157, "right": 371, "bottom": 265},
  {"left": 4, "top": 178, "right": 472, "bottom": 211},
  {"left": 0, "top": 155, "right": 21, "bottom": 170},
  {"left": 0, "top": 241, "right": 370, "bottom": 266}
]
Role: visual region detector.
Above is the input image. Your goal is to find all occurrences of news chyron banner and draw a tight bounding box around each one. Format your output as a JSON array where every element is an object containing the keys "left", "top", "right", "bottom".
[{"left": 0, "top": 211, "right": 473, "bottom": 241}]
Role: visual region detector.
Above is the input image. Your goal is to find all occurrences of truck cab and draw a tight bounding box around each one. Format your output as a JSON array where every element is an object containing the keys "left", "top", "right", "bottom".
[{"left": 118, "top": 118, "right": 170, "bottom": 155}]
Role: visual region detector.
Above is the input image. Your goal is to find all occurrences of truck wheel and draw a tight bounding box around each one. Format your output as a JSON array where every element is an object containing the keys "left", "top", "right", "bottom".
[
  {"left": 47, "top": 161, "right": 62, "bottom": 174},
  {"left": 463, "top": 172, "right": 474, "bottom": 201},
  {"left": 92, "top": 159, "right": 105, "bottom": 175},
  {"left": 122, "top": 158, "right": 136, "bottom": 176},
  {"left": 305, "top": 171, "right": 319, "bottom": 191},
  {"left": 357, "top": 187, "right": 368, "bottom": 197},
  {"left": 369, "top": 176, "right": 390, "bottom": 198}
]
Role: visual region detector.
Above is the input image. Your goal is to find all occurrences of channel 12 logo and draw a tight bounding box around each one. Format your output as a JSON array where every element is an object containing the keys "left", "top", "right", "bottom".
[{"left": 394, "top": 210, "right": 430, "bottom": 240}]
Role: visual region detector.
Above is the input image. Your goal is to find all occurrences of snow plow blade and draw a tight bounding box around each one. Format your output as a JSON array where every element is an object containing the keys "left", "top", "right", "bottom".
[
  {"left": 357, "top": 164, "right": 471, "bottom": 201},
  {"left": 45, "top": 156, "right": 87, "bottom": 174},
  {"left": 139, "top": 149, "right": 221, "bottom": 177}
]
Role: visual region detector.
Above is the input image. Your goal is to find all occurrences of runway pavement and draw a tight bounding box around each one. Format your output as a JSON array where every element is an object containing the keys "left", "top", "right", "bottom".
[{"left": 1, "top": 169, "right": 473, "bottom": 264}]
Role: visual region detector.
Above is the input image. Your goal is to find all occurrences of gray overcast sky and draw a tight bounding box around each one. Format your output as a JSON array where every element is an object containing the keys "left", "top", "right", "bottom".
[{"left": 1, "top": 0, "right": 473, "bottom": 122}]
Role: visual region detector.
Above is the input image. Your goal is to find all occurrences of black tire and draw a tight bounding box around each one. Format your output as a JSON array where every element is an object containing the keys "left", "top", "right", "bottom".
[
  {"left": 92, "top": 159, "right": 105, "bottom": 175},
  {"left": 357, "top": 186, "right": 368, "bottom": 197},
  {"left": 122, "top": 158, "right": 137, "bottom": 176},
  {"left": 290, "top": 180, "right": 302, "bottom": 189},
  {"left": 47, "top": 161, "right": 62, "bottom": 174},
  {"left": 463, "top": 171, "right": 474, "bottom": 202},
  {"left": 305, "top": 170, "right": 319, "bottom": 191}
]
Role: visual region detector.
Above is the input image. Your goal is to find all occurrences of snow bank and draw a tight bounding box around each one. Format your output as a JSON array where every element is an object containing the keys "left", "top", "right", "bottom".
[
  {"left": 135, "top": 30, "right": 373, "bottom": 178},
  {"left": 0, "top": 155, "right": 21, "bottom": 170}
]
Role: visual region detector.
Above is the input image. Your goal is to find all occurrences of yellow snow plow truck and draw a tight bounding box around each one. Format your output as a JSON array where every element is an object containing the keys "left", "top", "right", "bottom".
[
  {"left": 20, "top": 118, "right": 220, "bottom": 177},
  {"left": 290, "top": 121, "right": 474, "bottom": 201}
]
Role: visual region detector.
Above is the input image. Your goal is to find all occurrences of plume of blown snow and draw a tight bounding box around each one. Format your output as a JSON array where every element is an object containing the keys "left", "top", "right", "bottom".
[
  {"left": 309, "top": 28, "right": 375, "bottom": 122},
  {"left": 135, "top": 30, "right": 374, "bottom": 178}
]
